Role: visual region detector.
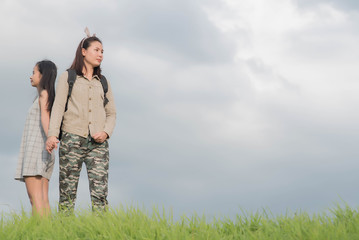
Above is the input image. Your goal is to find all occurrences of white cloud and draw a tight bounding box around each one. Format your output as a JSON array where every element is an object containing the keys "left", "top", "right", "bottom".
[{"left": 204, "top": 0, "right": 359, "bottom": 121}]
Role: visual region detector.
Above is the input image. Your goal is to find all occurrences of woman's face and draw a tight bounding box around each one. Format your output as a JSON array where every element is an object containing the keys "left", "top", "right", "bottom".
[
  {"left": 82, "top": 41, "right": 103, "bottom": 69},
  {"left": 30, "top": 65, "right": 42, "bottom": 88}
]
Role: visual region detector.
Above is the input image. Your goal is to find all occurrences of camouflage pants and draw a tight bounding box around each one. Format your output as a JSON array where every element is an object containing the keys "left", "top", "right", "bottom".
[{"left": 59, "top": 131, "right": 109, "bottom": 212}]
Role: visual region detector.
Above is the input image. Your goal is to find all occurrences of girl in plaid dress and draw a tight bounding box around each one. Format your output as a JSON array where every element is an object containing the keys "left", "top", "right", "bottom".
[{"left": 15, "top": 60, "right": 57, "bottom": 216}]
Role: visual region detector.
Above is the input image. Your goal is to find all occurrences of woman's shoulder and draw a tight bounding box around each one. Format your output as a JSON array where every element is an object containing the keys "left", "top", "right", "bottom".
[
  {"left": 60, "top": 71, "right": 69, "bottom": 79},
  {"left": 53, "top": 71, "right": 70, "bottom": 85}
]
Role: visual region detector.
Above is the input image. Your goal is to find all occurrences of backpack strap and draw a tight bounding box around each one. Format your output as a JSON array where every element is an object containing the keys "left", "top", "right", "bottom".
[
  {"left": 65, "top": 69, "right": 77, "bottom": 112},
  {"left": 100, "top": 75, "right": 109, "bottom": 106},
  {"left": 59, "top": 69, "right": 77, "bottom": 140}
]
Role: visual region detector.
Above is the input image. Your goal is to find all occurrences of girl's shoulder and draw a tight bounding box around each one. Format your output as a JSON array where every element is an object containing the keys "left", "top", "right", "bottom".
[
  {"left": 39, "top": 89, "right": 49, "bottom": 99},
  {"left": 38, "top": 89, "right": 50, "bottom": 111},
  {"left": 39, "top": 89, "right": 49, "bottom": 104}
]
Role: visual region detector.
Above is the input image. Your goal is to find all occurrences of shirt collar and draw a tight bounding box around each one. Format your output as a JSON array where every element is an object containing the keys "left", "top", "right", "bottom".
[{"left": 81, "top": 75, "right": 100, "bottom": 81}]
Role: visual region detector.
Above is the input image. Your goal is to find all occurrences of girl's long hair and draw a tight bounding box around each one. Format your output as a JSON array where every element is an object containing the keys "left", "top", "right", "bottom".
[
  {"left": 37, "top": 60, "right": 57, "bottom": 112},
  {"left": 70, "top": 36, "right": 102, "bottom": 78}
]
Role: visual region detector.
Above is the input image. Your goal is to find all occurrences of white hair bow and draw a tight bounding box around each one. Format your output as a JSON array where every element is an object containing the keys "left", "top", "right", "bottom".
[
  {"left": 81, "top": 27, "right": 96, "bottom": 48},
  {"left": 84, "top": 27, "right": 96, "bottom": 38}
]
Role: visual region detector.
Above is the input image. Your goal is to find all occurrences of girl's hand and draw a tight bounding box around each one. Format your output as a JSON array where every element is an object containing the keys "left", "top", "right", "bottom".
[
  {"left": 92, "top": 131, "right": 108, "bottom": 143},
  {"left": 46, "top": 136, "right": 59, "bottom": 153}
]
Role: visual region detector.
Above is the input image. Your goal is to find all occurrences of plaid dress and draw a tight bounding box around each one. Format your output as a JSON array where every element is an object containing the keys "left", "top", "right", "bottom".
[{"left": 15, "top": 97, "right": 55, "bottom": 182}]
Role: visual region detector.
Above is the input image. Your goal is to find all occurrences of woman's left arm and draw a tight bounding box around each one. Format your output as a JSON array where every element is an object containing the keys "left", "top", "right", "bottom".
[
  {"left": 39, "top": 90, "right": 51, "bottom": 137},
  {"left": 103, "top": 80, "right": 117, "bottom": 138}
]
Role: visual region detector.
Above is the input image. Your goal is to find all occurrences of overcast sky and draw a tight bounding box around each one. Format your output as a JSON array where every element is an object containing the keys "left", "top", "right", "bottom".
[{"left": 1, "top": 0, "right": 359, "bottom": 219}]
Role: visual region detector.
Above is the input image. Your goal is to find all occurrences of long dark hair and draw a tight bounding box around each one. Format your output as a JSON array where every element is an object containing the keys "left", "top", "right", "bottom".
[
  {"left": 70, "top": 36, "right": 102, "bottom": 78},
  {"left": 37, "top": 60, "right": 57, "bottom": 112}
]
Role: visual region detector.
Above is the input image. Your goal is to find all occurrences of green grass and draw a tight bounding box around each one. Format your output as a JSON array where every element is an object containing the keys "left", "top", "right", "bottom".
[{"left": 1, "top": 203, "right": 359, "bottom": 239}]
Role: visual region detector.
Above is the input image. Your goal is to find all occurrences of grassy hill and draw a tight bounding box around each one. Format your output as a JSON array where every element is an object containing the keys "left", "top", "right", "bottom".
[{"left": 1, "top": 204, "right": 359, "bottom": 239}]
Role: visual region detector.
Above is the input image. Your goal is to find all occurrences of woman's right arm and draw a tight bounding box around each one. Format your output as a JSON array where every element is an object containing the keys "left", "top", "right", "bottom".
[
  {"left": 48, "top": 71, "right": 69, "bottom": 138},
  {"left": 46, "top": 72, "right": 69, "bottom": 153}
]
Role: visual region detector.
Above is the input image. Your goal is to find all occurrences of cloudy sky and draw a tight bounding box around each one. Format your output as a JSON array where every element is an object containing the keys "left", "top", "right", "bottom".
[{"left": 1, "top": 0, "right": 359, "bottom": 218}]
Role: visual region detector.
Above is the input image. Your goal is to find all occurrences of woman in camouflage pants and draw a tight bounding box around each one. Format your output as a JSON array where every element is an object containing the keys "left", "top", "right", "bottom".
[{"left": 46, "top": 28, "right": 116, "bottom": 212}]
